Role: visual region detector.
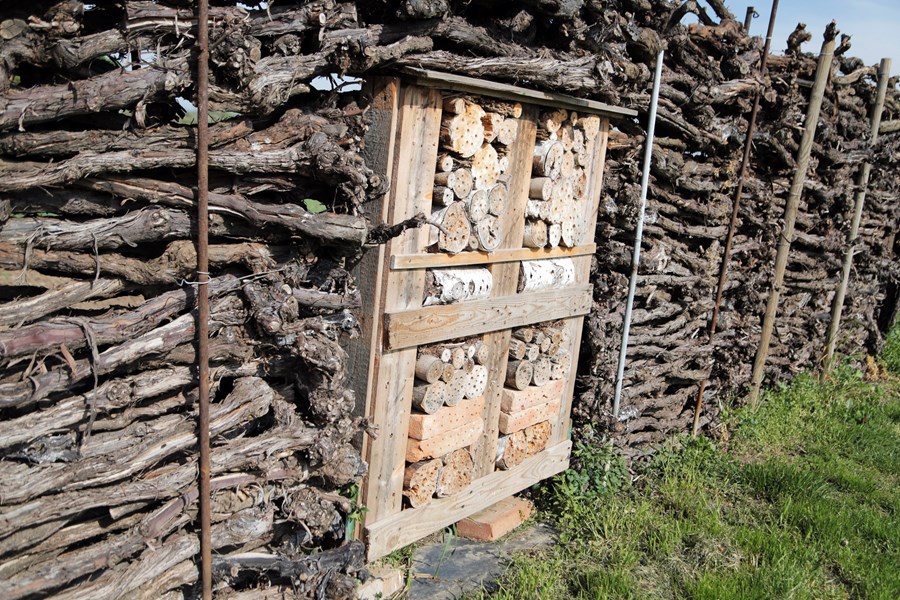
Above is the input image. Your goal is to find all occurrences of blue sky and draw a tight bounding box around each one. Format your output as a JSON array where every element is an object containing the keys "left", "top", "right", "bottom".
[{"left": 739, "top": 0, "right": 900, "bottom": 67}]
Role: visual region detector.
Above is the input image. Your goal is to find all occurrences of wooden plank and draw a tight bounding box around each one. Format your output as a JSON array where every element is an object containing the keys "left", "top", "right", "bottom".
[
  {"left": 553, "top": 119, "right": 611, "bottom": 445},
  {"left": 408, "top": 395, "right": 486, "bottom": 441},
  {"left": 366, "top": 440, "right": 572, "bottom": 560},
  {"left": 472, "top": 106, "right": 537, "bottom": 478},
  {"left": 401, "top": 67, "right": 638, "bottom": 119},
  {"left": 501, "top": 379, "right": 566, "bottom": 413},
  {"left": 384, "top": 286, "right": 592, "bottom": 351},
  {"left": 347, "top": 77, "right": 398, "bottom": 423},
  {"left": 390, "top": 243, "right": 596, "bottom": 270},
  {"left": 362, "top": 85, "right": 443, "bottom": 526}
]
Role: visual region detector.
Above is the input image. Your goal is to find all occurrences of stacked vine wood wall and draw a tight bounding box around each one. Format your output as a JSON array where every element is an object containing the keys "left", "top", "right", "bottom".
[{"left": 2, "top": 0, "right": 899, "bottom": 597}]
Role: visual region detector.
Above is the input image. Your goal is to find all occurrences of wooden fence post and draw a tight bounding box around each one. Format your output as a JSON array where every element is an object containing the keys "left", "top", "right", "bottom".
[
  {"left": 821, "top": 57, "right": 892, "bottom": 374},
  {"left": 748, "top": 23, "right": 838, "bottom": 405}
]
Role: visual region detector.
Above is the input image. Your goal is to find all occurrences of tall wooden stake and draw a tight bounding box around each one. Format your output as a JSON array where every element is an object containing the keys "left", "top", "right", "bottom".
[
  {"left": 822, "top": 57, "right": 892, "bottom": 374},
  {"left": 196, "top": 0, "right": 213, "bottom": 598},
  {"left": 748, "top": 23, "right": 838, "bottom": 405},
  {"left": 691, "top": 0, "right": 778, "bottom": 436}
]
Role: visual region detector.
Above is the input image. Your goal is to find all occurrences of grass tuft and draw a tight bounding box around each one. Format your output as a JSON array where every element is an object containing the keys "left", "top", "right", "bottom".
[{"left": 466, "top": 330, "right": 900, "bottom": 599}]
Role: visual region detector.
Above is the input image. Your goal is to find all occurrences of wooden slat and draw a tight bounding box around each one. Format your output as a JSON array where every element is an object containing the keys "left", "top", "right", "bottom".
[
  {"left": 362, "top": 85, "right": 443, "bottom": 526},
  {"left": 347, "top": 78, "right": 398, "bottom": 422},
  {"left": 553, "top": 119, "right": 611, "bottom": 445},
  {"left": 390, "top": 243, "right": 596, "bottom": 270},
  {"left": 384, "top": 285, "right": 593, "bottom": 351},
  {"left": 471, "top": 105, "right": 537, "bottom": 478},
  {"left": 365, "top": 440, "right": 572, "bottom": 560},
  {"left": 401, "top": 67, "right": 638, "bottom": 119}
]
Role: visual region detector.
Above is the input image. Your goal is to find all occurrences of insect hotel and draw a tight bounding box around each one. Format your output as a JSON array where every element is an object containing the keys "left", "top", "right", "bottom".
[{"left": 351, "top": 70, "right": 636, "bottom": 559}]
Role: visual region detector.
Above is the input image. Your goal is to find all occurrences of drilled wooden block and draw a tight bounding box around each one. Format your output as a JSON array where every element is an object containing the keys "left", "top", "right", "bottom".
[
  {"left": 500, "top": 379, "right": 565, "bottom": 413},
  {"left": 408, "top": 395, "right": 486, "bottom": 441},
  {"left": 498, "top": 398, "right": 561, "bottom": 434},
  {"left": 406, "top": 419, "right": 483, "bottom": 462}
]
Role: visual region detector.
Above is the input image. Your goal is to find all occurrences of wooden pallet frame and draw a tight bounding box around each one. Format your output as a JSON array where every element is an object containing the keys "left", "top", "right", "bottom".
[{"left": 353, "top": 73, "right": 632, "bottom": 561}]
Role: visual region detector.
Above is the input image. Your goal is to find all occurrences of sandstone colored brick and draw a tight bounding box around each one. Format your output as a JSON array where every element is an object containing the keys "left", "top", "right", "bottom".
[
  {"left": 406, "top": 419, "right": 483, "bottom": 462},
  {"left": 498, "top": 398, "right": 561, "bottom": 434},
  {"left": 500, "top": 379, "right": 565, "bottom": 413},
  {"left": 357, "top": 565, "right": 404, "bottom": 600},
  {"left": 408, "top": 395, "right": 486, "bottom": 440},
  {"left": 456, "top": 497, "right": 534, "bottom": 542}
]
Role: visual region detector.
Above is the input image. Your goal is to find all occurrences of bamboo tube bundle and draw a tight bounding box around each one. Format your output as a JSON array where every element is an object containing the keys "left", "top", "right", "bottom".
[
  {"left": 435, "top": 448, "right": 474, "bottom": 497},
  {"left": 518, "top": 258, "right": 576, "bottom": 292},
  {"left": 424, "top": 268, "right": 492, "bottom": 305},
  {"left": 404, "top": 459, "right": 442, "bottom": 507}
]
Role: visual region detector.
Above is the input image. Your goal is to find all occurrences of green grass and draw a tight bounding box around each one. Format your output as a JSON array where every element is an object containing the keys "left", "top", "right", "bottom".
[{"left": 467, "top": 335, "right": 900, "bottom": 599}]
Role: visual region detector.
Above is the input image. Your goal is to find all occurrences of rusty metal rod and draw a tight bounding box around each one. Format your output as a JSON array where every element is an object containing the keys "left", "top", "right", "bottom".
[
  {"left": 749, "top": 22, "right": 838, "bottom": 406},
  {"left": 822, "top": 57, "right": 892, "bottom": 374},
  {"left": 691, "top": 0, "right": 779, "bottom": 436},
  {"left": 196, "top": 0, "right": 212, "bottom": 598},
  {"left": 744, "top": 6, "right": 757, "bottom": 30}
]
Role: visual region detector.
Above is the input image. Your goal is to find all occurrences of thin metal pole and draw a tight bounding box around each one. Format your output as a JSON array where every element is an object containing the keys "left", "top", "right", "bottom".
[
  {"left": 691, "top": 0, "right": 779, "bottom": 436},
  {"left": 822, "top": 57, "right": 892, "bottom": 374},
  {"left": 613, "top": 50, "right": 664, "bottom": 419},
  {"left": 748, "top": 23, "right": 838, "bottom": 406},
  {"left": 196, "top": 0, "right": 212, "bottom": 598},
  {"left": 744, "top": 6, "right": 756, "bottom": 30}
]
